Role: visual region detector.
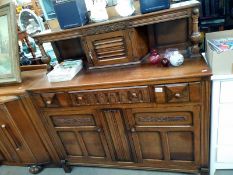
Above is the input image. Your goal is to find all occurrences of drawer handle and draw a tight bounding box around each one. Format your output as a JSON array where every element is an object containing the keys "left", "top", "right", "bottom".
[
  {"left": 89, "top": 51, "right": 94, "bottom": 61},
  {"left": 1, "top": 124, "right": 21, "bottom": 151},
  {"left": 46, "top": 100, "right": 52, "bottom": 105},
  {"left": 97, "top": 128, "right": 102, "bottom": 133},
  {"left": 131, "top": 93, "right": 137, "bottom": 98},
  {"left": 131, "top": 127, "right": 136, "bottom": 133},
  {"left": 175, "top": 93, "right": 181, "bottom": 98},
  {"left": 78, "top": 96, "right": 83, "bottom": 100}
]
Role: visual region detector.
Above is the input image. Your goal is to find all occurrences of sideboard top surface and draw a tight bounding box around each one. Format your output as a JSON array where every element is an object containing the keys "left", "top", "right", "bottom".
[{"left": 0, "top": 58, "right": 211, "bottom": 95}]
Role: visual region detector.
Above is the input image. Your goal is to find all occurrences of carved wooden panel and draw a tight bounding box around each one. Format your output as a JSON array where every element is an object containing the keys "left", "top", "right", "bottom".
[
  {"left": 43, "top": 109, "right": 112, "bottom": 163},
  {"left": 51, "top": 115, "right": 95, "bottom": 127},
  {"left": 125, "top": 106, "right": 200, "bottom": 166},
  {"left": 134, "top": 112, "right": 193, "bottom": 126},
  {"left": 165, "top": 83, "right": 189, "bottom": 103},
  {"left": 154, "top": 82, "right": 201, "bottom": 103},
  {"left": 82, "top": 28, "right": 148, "bottom": 68},
  {"left": 101, "top": 109, "right": 133, "bottom": 162},
  {"left": 84, "top": 30, "right": 133, "bottom": 66},
  {"left": 70, "top": 86, "right": 150, "bottom": 106}
]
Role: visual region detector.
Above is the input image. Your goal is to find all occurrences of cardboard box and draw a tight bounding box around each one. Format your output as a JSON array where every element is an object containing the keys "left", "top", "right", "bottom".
[
  {"left": 206, "top": 30, "right": 233, "bottom": 75},
  {"left": 139, "top": 0, "right": 170, "bottom": 14},
  {"left": 52, "top": 0, "right": 88, "bottom": 29}
]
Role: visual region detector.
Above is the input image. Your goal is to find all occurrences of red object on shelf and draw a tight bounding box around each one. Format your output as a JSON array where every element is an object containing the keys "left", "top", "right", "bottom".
[
  {"left": 149, "top": 50, "right": 161, "bottom": 65},
  {"left": 161, "top": 58, "right": 170, "bottom": 67}
]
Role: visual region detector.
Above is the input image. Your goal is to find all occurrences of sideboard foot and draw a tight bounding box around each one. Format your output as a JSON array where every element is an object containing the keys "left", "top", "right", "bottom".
[
  {"left": 29, "top": 165, "right": 43, "bottom": 174},
  {"left": 61, "top": 160, "right": 72, "bottom": 173},
  {"left": 200, "top": 168, "right": 209, "bottom": 175}
]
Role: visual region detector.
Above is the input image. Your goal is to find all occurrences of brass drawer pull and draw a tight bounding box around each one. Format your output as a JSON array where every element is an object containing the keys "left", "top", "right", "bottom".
[
  {"left": 1, "top": 124, "right": 21, "bottom": 151},
  {"left": 78, "top": 96, "right": 83, "bottom": 100},
  {"left": 131, "top": 93, "right": 137, "bottom": 98},
  {"left": 97, "top": 128, "right": 102, "bottom": 133},
  {"left": 46, "top": 100, "right": 52, "bottom": 105},
  {"left": 131, "top": 127, "right": 136, "bottom": 133},
  {"left": 175, "top": 93, "right": 181, "bottom": 98}
]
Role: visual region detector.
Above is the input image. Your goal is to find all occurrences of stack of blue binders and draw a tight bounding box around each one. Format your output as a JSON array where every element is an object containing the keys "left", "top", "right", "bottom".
[
  {"left": 139, "top": 0, "right": 170, "bottom": 14},
  {"left": 52, "top": 0, "right": 88, "bottom": 29}
]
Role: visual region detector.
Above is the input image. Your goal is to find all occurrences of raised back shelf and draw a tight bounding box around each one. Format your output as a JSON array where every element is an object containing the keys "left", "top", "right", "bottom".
[{"left": 33, "top": 0, "right": 201, "bottom": 69}]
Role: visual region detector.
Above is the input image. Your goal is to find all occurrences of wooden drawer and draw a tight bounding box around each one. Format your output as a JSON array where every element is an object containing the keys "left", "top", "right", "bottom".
[
  {"left": 154, "top": 82, "right": 201, "bottom": 103},
  {"left": 30, "top": 92, "right": 72, "bottom": 108},
  {"left": 69, "top": 86, "right": 151, "bottom": 106},
  {"left": 30, "top": 86, "right": 151, "bottom": 108}
]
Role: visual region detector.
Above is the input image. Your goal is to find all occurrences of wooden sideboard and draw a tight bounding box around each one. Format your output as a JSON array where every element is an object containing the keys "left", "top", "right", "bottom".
[
  {"left": 0, "top": 1, "right": 212, "bottom": 174},
  {"left": 0, "top": 58, "right": 212, "bottom": 174}
]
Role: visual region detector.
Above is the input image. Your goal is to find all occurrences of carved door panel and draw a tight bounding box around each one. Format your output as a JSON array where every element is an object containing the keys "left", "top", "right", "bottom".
[
  {"left": 125, "top": 106, "right": 201, "bottom": 167},
  {"left": 42, "top": 109, "right": 112, "bottom": 164},
  {"left": 100, "top": 109, "right": 135, "bottom": 162}
]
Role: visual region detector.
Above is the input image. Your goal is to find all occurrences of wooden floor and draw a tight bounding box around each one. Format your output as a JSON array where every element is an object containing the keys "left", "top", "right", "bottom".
[{"left": 0, "top": 166, "right": 230, "bottom": 175}]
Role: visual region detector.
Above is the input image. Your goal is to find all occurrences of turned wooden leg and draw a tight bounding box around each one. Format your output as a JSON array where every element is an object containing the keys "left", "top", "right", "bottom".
[
  {"left": 29, "top": 165, "right": 43, "bottom": 174},
  {"left": 61, "top": 160, "right": 72, "bottom": 173},
  {"left": 190, "top": 8, "right": 201, "bottom": 58},
  {"left": 200, "top": 168, "right": 209, "bottom": 175},
  {"left": 34, "top": 39, "right": 52, "bottom": 71}
]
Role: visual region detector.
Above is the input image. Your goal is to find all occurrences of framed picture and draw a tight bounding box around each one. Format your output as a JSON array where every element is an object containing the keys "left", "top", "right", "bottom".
[{"left": 0, "top": 2, "right": 21, "bottom": 84}]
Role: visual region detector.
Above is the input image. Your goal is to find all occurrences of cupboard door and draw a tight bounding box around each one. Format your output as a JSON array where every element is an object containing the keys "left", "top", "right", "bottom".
[
  {"left": 125, "top": 106, "right": 201, "bottom": 167},
  {"left": 42, "top": 109, "right": 112, "bottom": 164},
  {"left": 0, "top": 101, "right": 38, "bottom": 164},
  {"left": 84, "top": 30, "right": 133, "bottom": 66},
  {"left": 0, "top": 96, "right": 51, "bottom": 165}
]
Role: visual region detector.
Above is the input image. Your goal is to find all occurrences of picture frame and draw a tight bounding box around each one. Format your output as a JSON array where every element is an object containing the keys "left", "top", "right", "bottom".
[{"left": 0, "top": 2, "right": 21, "bottom": 84}]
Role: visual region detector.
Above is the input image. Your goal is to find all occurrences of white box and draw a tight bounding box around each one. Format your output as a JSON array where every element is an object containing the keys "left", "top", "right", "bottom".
[
  {"left": 47, "top": 60, "right": 83, "bottom": 82},
  {"left": 206, "top": 30, "right": 233, "bottom": 75}
]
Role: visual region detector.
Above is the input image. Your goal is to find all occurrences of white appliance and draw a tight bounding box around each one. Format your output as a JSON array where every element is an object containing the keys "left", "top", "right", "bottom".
[{"left": 210, "top": 75, "right": 233, "bottom": 175}]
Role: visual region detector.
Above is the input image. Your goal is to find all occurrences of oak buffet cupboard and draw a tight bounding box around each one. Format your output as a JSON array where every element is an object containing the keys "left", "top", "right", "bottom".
[
  {"left": 0, "top": 0, "right": 212, "bottom": 174},
  {"left": 0, "top": 58, "right": 211, "bottom": 174}
]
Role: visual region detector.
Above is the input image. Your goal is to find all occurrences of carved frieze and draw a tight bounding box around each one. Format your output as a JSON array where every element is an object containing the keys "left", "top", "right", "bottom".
[
  {"left": 70, "top": 86, "right": 150, "bottom": 106},
  {"left": 83, "top": 22, "right": 130, "bottom": 36},
  {"left": 136, "top": 116, "right": 187, "bottom": 123},
  {"left": 52, "top": 115, "right": 95, "bottom": 127}
]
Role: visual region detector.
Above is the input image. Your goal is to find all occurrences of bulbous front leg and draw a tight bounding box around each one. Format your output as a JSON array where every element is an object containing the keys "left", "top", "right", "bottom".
[{"left": 29, "top": 165, "right": 43, "bottom": 174}]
